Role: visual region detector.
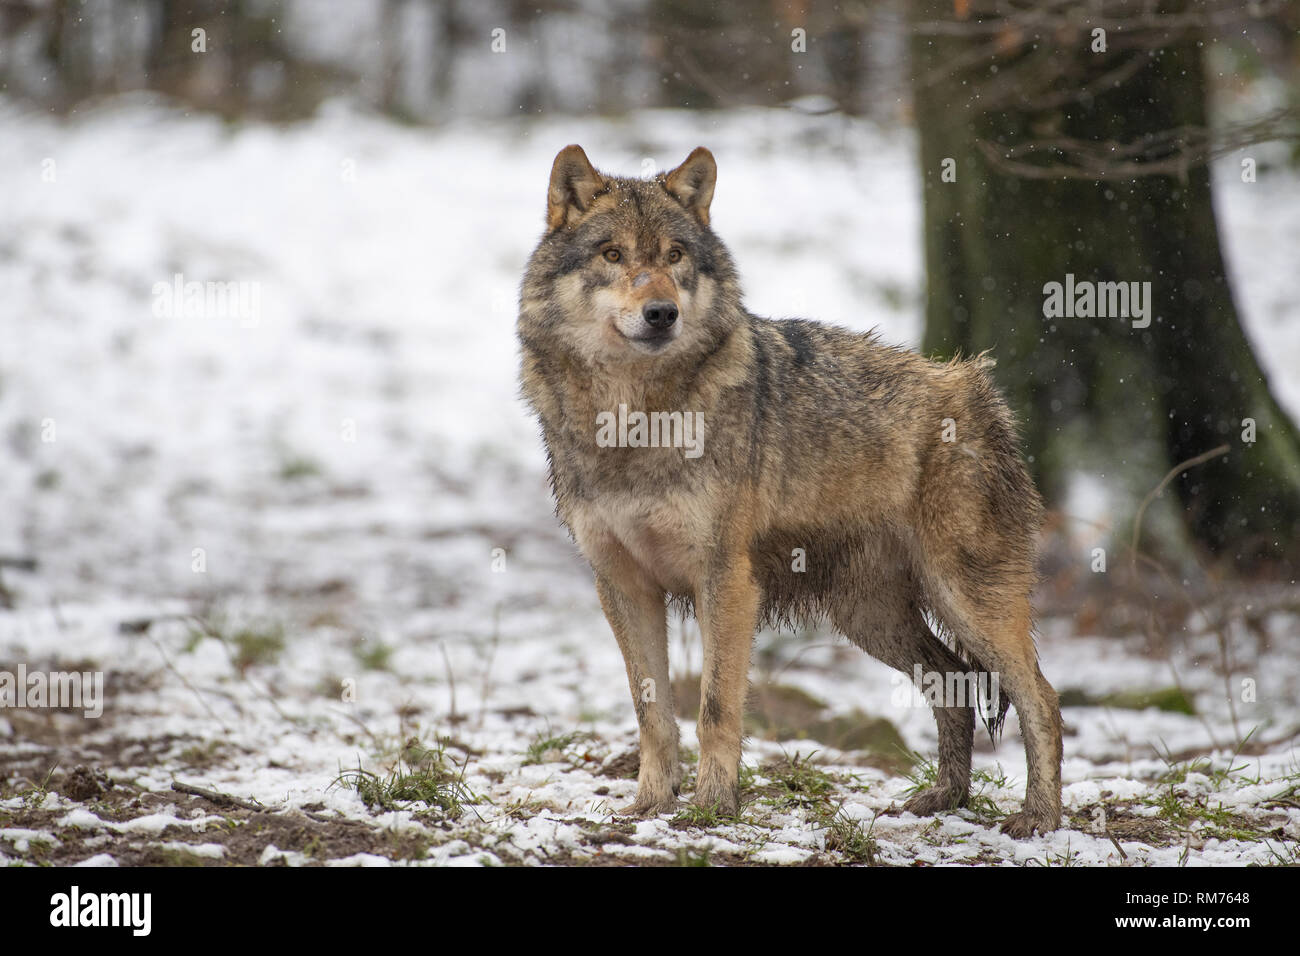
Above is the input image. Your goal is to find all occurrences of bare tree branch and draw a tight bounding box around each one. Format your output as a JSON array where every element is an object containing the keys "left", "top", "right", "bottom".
[{"left": 975, "top": 108, "right": 1299, "bottom": 180}]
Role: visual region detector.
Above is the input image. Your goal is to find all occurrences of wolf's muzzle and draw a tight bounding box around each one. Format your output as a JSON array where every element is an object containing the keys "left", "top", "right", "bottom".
[{"left": 642, "top": 300, "right": 679, "bottom": 330}]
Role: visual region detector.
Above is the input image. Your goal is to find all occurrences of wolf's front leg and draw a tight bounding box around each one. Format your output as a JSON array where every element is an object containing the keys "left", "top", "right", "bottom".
[
  {"left": 694, "top": 556, "right": 760, "bottom": 816},
  {"left": 594, "top": 568, "right": 681, "bottom": 816}
]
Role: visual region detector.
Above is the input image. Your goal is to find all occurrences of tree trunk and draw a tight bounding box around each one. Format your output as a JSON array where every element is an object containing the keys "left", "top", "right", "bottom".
[{"left": 910, "top": 0, "right": 1300, "bottom": 575}]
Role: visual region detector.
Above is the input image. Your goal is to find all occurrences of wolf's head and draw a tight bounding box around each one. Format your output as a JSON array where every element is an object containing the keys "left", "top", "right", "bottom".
[{"left": 519, "top": 145, "right": 741, "bottom": 366}]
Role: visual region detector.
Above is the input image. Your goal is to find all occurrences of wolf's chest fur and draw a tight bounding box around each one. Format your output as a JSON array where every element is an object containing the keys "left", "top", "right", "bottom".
[{"left": 569, "top": 489, "right": 711, "bottom": 596}]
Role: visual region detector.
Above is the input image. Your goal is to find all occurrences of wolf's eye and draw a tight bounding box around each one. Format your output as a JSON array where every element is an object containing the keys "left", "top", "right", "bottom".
[
  {"left": 667, "top": 248, "right": 683, "bottom": 264},
  {"left": 603, "top": 248, "right": 622, "bottom": 263}
]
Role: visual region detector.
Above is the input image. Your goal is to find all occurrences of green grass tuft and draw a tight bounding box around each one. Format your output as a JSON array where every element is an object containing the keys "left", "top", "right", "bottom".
[
  {"left": 760, "top": 751, "right": 837, "bottom": 811},
  {"left": 822, "top": 807, "right": 878, "bottom": 864},
  {"left": 523, "top": 729, "right": 595, "bottom": 766},
  {"left": 332, "top": 742, "right": 475, "bottom": 816},
  {"left": 671, "top": 802, "right": 734, "bottom": 829},
  {"left": 352, "top": 638, "right": 394, "bottom": 671}
]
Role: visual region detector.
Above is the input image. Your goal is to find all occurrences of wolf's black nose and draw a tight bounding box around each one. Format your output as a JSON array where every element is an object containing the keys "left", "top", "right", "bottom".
[{"left": 642, "top": 300, "right": 679, "bottom": 329}]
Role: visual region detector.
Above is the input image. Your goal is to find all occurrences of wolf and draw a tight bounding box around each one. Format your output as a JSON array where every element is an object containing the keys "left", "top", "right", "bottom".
[{"left": 517, "top": 145, "right": 1063, "bottom": 837}]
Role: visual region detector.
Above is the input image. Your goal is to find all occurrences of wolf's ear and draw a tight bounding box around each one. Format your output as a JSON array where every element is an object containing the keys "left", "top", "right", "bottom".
[
  {"left": 547, "top": 145, "right": 606, "bottom": 230},
  {"left": 664, "top": 147, "right": 717, "bottom": 226}
]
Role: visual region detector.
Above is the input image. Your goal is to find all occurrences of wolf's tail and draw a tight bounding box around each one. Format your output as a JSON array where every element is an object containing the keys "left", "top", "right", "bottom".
[
  {"left": 961, "top": 646, "right": 1011, "bottom": 744},
  {"left": 978, "top": 677, "right": 1012, "bottom": 744}
]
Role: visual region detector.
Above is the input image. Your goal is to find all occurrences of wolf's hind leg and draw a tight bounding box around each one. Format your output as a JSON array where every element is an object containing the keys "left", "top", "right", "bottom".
[
  {"left": 939, "top": 592, "right": 1061, "bottom": 837},
  {"left": 834, "top": 602, "right": 974, "bottom": 817},
  {"left": 594, "top": 565, "right": 681, "bottom": 817}
]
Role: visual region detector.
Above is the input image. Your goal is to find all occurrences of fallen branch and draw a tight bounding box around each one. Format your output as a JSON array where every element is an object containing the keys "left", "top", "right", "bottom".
[
  {"left": 172, "top": 780, "right": 266, "bottom": 811},
  {"left": 1106, "top": 831, "right": 1128, "bottom": 861}
]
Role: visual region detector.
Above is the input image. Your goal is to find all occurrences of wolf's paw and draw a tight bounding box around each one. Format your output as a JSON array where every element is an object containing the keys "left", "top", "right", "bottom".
[
  {"left": 999, "top": 809, "right": 1059, "bottom": 838},
  {"left": 692, "top": 775, "right": 739, "bottom": 817},
  {"left": 902, "top": 787, "right": 966, "bottom": 818},
  {"left": 690, "top": 790, "right": 738, "bottom": 817},
  {"left": 617, "top": 793, "right": 678, "bottom": 818}
]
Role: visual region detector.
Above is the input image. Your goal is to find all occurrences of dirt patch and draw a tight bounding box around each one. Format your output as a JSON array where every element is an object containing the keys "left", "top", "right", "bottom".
[
  {"left": 599, "top": 748, "right": 641, "bottom": 779},
  {"left": 61, "top": 764, "right": 110, "bottom": 801},
  {"left": 1, "top": 769, "right": 457, "bottom": 866},
  {"left": 671, "top": 674, "right": 912, "bottom": 774}
]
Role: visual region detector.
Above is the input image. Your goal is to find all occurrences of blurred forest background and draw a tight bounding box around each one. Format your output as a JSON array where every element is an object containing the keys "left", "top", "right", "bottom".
[
  {"left": 3, "top": 1, "right": 1297, "bottom": 124},
  {"left": 3, "top": 0, "right": 1299, "bottom": 597}
]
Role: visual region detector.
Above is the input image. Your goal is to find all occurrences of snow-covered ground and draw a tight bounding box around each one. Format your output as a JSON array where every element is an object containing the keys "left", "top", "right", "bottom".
[{"left": 1, "top": 99, "right": 1297, "bottom": 866}]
